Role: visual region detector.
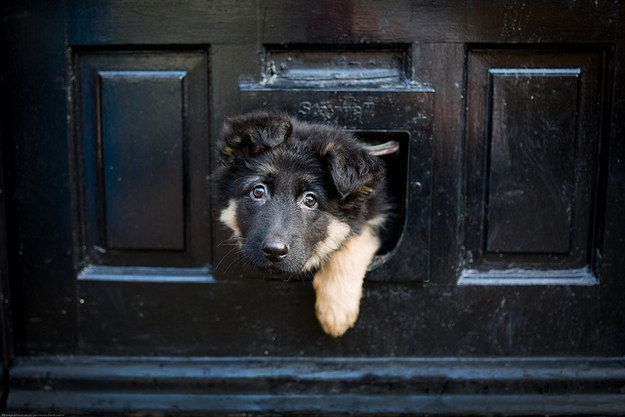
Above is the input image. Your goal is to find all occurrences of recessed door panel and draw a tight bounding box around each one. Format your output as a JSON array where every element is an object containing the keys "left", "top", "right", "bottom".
[
  {"left": 76, "top": 51, "right": 210, "bottom": 272},
  {"left": 462, "top": 49, "right": 603, "bottom": 284},
  {"left": 99, "top": 70, "right": 186, "bottom": 251},
  {"left": 487, "top": 69, "right": 579, "bottom": 254}
]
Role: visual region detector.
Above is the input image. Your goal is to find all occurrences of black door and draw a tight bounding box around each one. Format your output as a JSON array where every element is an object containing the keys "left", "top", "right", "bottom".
[{"left": 2, "top": 1, "right": 625, "bottom": 415}]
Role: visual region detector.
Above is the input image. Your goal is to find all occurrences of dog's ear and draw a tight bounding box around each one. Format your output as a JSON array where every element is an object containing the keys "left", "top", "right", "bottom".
[
  {"left": 323, "top": 141, "right": 385, "bottom": 202},
  {"left": 219, "top": 112, "right": 293, "bottom": 165}
]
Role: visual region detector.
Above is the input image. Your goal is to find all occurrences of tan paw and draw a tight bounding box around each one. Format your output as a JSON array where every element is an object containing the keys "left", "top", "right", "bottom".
[{"left": 315, "top": 296, "right": 360, "bottom": 337}]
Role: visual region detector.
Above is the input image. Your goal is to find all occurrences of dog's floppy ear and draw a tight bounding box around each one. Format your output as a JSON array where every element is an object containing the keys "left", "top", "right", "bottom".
[
  {"left": 324, "top": 140, "right": 385, "bottom": 202},
  {"left": 219, "top": 112, "right": 293, "bottom": 166}
]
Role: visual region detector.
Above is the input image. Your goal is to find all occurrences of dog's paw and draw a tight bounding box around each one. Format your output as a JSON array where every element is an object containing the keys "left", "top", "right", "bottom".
[{"left": 315, "top": 294, "right": 360, "bottom": 337}]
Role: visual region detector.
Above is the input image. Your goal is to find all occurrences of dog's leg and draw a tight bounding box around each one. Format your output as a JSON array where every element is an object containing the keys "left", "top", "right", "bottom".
[{"left": 313, "top": 225, "right": 380, "bottom": 337}]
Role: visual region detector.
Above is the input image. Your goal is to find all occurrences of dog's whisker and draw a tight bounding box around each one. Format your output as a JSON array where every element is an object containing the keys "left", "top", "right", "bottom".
[
  {"left": 214, "top": 245, "right": 239, "bottom": 272},
  {"left": 305, "top": 270, "right": 314, "bottom": 281},
  {"left": 217, "top": 239, "right": 237, "bottom": 247},
  {"left": 222, "top": 255, "right": 242, "bottom": 276}
]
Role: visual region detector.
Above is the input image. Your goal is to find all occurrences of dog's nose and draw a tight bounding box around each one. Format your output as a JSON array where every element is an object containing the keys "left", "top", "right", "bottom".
[{"left": 261, "top": 240, "right": 288, "bottom": 261}]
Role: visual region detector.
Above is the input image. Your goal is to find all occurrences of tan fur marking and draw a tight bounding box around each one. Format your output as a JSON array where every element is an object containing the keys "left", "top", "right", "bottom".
[
  {"left": 313, "top": 225, "right": 380, "bottom": 337},
  {"left": 257, "top": 162, "right": 277, "bottom": 176},
  {"left": 303, "top": 218, "right": 351, "bottom": 271},
  {"left": 321, "top": 142, "right": 336, "bottom": 155},
  {"left": 219, "top": 199, "right": 240, "bottom": 237},
  {"left": 299, "top": 172, "right": 318, "bottom": 185},
  {"left": 366, "top": 214, "right": 387, "bottom": 229}
]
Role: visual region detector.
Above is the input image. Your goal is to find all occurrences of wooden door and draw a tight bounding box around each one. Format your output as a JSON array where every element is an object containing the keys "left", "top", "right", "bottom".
[{"left": 2, "top": 1, "right": 625, "bottom": 414}]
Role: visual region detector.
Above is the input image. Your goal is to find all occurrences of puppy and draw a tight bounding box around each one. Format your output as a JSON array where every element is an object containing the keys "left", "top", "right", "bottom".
[{"left": 214, "top": 111, "right": 388, "bottom": 337}]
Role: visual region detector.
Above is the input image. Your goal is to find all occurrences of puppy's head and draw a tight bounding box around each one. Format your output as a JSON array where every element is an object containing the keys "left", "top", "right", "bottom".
[{"left": 216, "top": 112, "right": 383, "bottom": 274}]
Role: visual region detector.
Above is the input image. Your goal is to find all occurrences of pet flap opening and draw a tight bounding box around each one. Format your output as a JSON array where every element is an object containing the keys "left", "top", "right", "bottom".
[{"left": 352, "top": 130, "right": 409, "bottom": 264}]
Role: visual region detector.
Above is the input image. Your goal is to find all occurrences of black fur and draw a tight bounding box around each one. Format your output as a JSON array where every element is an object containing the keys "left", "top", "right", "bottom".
[{"left": 214, "top": 111, "right": 388, "bottom": 274}]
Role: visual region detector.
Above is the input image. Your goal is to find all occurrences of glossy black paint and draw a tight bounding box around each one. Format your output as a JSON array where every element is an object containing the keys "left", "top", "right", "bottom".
[
  {"left": 2, "top": 0, "right": 625, "bottom": 415},
  {"left": 464, "top": 48, "right": 604, "bottom": 275},
  {"left": 76, "top": 50, "right": 211, "bottom": 268},
  {"left": 0, "top": 98, "right": 12, "bottom": 411},
  {"left": 9, "top": 356, "right": 625, "bottom": 415}
]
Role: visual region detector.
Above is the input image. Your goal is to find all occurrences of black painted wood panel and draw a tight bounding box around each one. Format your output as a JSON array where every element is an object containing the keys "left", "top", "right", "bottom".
[
  {"left": 76, "top": 50, "right": 211, "bottom": 270},
  {"left": 66, "top": 1, "right": 620, "bottom": 45},
  {"left": 9, "top": 356, "right": 625, "bottom": 415},
  {"left": 0, "top": 113, "right": 12, "bottom": 406},
  {"left": 3, "top": 1, "right": 78, "bottom": 354},
  {"left": 75, "top": 279, "right": 625, "bottom": 356},
  {"left": 100, "top": 70, "right": 185, "bottom": 250},
  {"left": 463, "top": 48, "right": 604, "bottom": 282},
  {"left": 487, "top": 69, "right": 578, "bottom": 254}
]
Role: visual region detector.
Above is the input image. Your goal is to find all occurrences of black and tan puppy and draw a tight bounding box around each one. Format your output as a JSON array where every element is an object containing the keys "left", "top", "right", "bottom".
[{"left": 215, "top": 111, "right": 388, "bottom": 337}]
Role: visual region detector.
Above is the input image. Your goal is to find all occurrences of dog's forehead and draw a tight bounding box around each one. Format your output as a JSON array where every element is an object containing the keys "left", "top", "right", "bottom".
[{"left": 256, "top": 148, "right": 324, "bottom": 181}]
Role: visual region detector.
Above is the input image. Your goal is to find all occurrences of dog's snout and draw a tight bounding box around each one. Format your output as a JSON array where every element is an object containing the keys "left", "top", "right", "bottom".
[{"left": 261, "top": 240, "right": 289, "bottom": 261}]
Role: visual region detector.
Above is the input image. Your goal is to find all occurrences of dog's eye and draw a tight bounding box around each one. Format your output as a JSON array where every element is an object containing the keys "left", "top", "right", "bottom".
[
  {"left": 251, "top": 185, "right": 266, "bottom": 199},
  {"left": 303, "top": 193, "right": 317, "bottom": 208}
]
